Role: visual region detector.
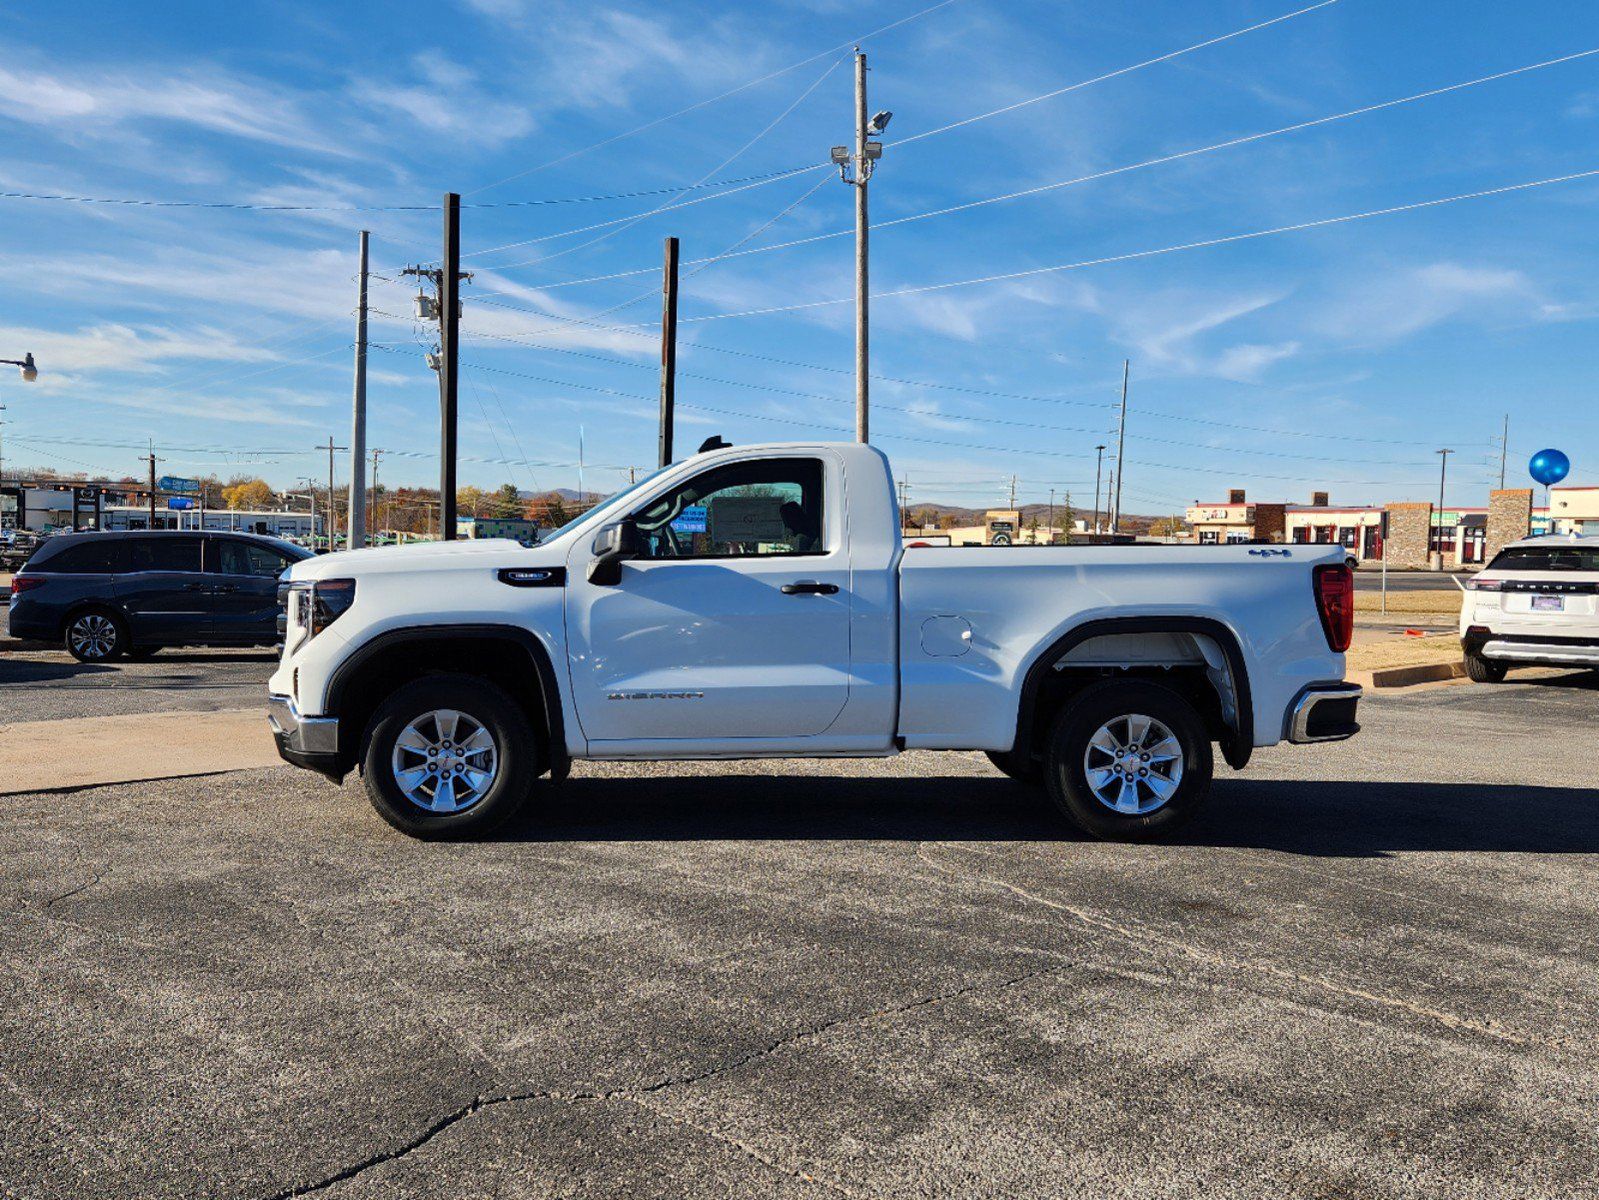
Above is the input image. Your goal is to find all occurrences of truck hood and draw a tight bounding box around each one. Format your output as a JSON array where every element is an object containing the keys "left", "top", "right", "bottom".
[{"left": 286, "top": 538, "right": 558, "bottom": 581}]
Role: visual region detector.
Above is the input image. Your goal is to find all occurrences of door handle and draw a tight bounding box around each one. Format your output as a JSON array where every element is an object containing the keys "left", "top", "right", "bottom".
[
  {"left": 781, "top": 581, "right": 839, "bottom": 595},
  {"left": 213, "top": 584, "right": 240, "bottom": 594},
  {"left": 183, "top": 583, "right": 208, "bottom": 592}
]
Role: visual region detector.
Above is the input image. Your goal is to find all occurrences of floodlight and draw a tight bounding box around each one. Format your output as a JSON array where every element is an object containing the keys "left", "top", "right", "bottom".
[
  {"left": 19, "top": 353, "right": 36, "bottom": 382},
  {"left": 864, "top": 141, "right": 883, "bottom": 160},
  {"left": 829, "top": 145, "right": 850, "bottom": 164},
  {"left": 868, "top": 110, "right": 893, "bottom": 134}
]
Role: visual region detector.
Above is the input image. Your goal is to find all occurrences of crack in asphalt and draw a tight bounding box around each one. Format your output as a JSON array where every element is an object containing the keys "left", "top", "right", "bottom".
[
  {"left": 42, "top": 872, "right": 103, "bottom": 909},
  {"left": 915, "top": 841, "right": 1556, "bottom": 1051},
  {"left": 258, "top": 959, "right": 1071, "bottom": 1198}
]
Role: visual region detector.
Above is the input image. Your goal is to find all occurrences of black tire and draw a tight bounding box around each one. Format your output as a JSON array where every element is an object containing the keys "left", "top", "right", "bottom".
[
  {"left": 361, "top": 673, "right": 541, "bottom": 839},
  {"left": 1043, "top": 680, "right": 1213, "bottom": 841},
  {"left": 126, "top": 645, "right": 162, "bottom": 660},
  {"left": 985, "top": 748, "right": 1042, "bottom": 784},
  {"left": 1464, "top": 651, "right": 1507, "bottom": 683},
  {"left": 63, "top": 608, "right": 128, "bottom": 663}
]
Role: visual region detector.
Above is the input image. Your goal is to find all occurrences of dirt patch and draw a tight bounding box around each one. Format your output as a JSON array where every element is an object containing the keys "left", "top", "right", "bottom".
[
  {"left": 1354, "top": 590, "right": 1461, "bottom": 614},
  {"left": 1346, "top": 633, "right": 1460, "bottom": 673}
]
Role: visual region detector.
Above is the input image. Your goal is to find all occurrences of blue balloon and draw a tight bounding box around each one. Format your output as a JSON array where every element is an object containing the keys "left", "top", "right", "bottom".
[{"left": 1529, "top": 449, "right": 1571, "bottom": 487}]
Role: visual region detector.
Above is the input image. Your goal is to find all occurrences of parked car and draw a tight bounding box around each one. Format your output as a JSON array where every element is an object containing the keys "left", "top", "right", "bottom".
[
  {"left": 1459, "top": 534, "right": 1599, "bottom": 681},
  {"left": 0, "top": 528, "right": 41, "bottom": 572},
  {"left": 8, "top": 531, "right": 311, "bottom": 662},
  {"left": 268, "top": 440, "right": 1359, "bottom": 842}
]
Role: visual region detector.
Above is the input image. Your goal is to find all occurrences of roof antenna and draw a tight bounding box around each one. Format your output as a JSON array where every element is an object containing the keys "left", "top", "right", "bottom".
[{"left": 697, "top": 436, "right": 731, "bottom": 454}]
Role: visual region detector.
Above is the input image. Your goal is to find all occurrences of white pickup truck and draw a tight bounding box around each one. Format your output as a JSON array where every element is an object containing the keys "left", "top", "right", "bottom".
[{"left": 268, "top": 441, "right": 1360, "bottom": 841}]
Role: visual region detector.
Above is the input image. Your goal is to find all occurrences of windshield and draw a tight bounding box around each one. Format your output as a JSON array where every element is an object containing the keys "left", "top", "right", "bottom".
[
  {"left": 1487, "top": 544, "right": 1599, "bottom": 572},
  {"left": 537, "top": 465, "right": 674, "bottom": 544}
]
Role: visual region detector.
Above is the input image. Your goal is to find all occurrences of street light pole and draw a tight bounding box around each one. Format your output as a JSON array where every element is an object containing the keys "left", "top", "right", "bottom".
[
  {"left": 832, "top": 53, "right": 888, "bottom": 443},
  {"left": 1111, "top": 361, "right": 1129, "bottom": 534}
]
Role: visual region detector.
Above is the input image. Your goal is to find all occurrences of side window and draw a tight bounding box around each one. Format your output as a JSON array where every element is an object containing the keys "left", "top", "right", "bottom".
[
  {"left": 632, "top": 458, "right": 825, "bottom": 559},
  {"left": 214, "top": 540, "right": 290, "bottom": 577},
  {"left": 127, "top": 537, "right": 202, "bottom": 573},
  {"left": 38, "top": 540, "right": 123, "bottom": 573}
]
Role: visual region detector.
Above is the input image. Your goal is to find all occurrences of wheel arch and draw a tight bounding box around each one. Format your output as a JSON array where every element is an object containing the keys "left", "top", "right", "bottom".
[
  {"left": 1010, "top": 616, "right": 1254, "bottom": 772},
  {"left": 324, "top": 624, "right": 568, "bottom": 779},
  {"left": 59, "top": 600, "right": 128, "bottom": 640}
]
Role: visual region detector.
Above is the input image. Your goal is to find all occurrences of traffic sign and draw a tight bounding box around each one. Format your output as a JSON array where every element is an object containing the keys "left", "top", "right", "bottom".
[
  {"left": 158, "top": 475, "right": 199, "bottom": 493},
  {"left": 167, "top": 497, "right": 197, "bottom": 510}
]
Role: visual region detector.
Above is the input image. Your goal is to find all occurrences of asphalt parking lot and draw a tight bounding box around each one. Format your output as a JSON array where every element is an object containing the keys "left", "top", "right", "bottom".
[
  {"left": 1, "top": 649, "right": 275, "bottom": 721},
  {"left": 4, "top": 667, "right": 1597, "bottom": 1199}
]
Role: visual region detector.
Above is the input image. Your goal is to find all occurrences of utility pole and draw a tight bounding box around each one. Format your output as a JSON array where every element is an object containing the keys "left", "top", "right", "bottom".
[
  {"left": 144, "top": 441, "right": 159, "bottom": 531},
  {"left": 299, "top": 476, "right": 316, "bottom": 539},
  {"left": 1498, "top": 413, "right": 1509, "bottom": 490},
  {"left": 1111, "top": 360, "right": 1129, "bottom": 533},
  {"left": 1008, "top": 474, "right": 1017, "bottom": 510},
  {"left": 323, "top": 436, "right": 346, "bottom": 550},
  {"left": 370, "top": 448, "right": 382, "bottom": 538},
  {"left": 1435, "top": 448, "right": 1453, "bottom": 571},
  {"left": 658, "top": 236, "right": 679, "bottom": 468},
  {"left": 1047, "top": 488, "right": 1055, "bottom": 545},
  {"left": 898, "top": 477, "right": 909, "bottom": 531},
  {"left": 440, "top": 193, "right": 462, "bottom": 540},
  {"left": 401, "top": 197, "right": 471, "bottom": 542},
  {"left": 832, "top": 51, "right": 888, "bottom": 443},
  {"left": 1092, "top": 444, "right": 1106, "bottom": 535},
  {"left": 349, "top": 230, "right": 369, "bottom": 549}
]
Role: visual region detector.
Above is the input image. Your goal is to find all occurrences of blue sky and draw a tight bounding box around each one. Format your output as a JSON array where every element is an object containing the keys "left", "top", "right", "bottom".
[{"left": 3, "top": 0, "right": 1597, "bottom": 513}]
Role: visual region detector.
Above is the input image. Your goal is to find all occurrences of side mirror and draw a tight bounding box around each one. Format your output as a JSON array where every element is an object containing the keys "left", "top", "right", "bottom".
[{"left": 587, "top": 520, "right": 641, "bottom": 586}]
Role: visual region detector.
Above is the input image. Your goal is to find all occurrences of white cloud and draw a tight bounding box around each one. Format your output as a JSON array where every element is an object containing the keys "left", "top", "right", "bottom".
[
  {"left": 0, "top": 321, "right": 278, "bottom": 377},
  {"left": 1107, "top": 288, "right": 1297, "bottom": 381},
  {"left": 347, "top": 53, "right": 536, "bottom": 146},
  {"left": 0, "top": 63, "right": 348, "bottom": 155},
  {"left": 1315, "top": 262, "right": 1543, "bottom": 344}
]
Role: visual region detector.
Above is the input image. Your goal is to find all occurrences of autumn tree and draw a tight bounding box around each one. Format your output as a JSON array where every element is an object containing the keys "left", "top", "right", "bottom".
[{"left": 222, "top": 479, "right": 275, "bottom": 511}]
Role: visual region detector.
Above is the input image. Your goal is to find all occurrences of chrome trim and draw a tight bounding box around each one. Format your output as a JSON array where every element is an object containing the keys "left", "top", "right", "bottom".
[
  {"left": 268, "top": 693, "right": 339, "bottom": 755},
  {"left": 1482, "top": 640, "right": 1599, "bottom": 665},
  {"left": 1288, "top": 684, "right": 1363, "bottom": 744}
]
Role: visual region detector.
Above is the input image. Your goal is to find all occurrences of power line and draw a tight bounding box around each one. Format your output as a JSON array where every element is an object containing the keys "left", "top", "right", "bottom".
[
  {"left": 463, "top": 0, "right": 968, "bottom": 197},
  {"left": 0, "top": 166, "right": 822, "bottom": 214},
  {"left": 518, "top": 44, "right": 1599, "bottom": 285},
  {"left": 675, "top": 165, "right": 1599, "bottom": 322},
  {"left": 897, "top": 0, "right": 1339, "bottom": 146}
]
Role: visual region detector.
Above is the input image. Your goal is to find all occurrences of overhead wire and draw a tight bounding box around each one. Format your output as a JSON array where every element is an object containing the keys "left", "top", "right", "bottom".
[
  {"left": 509, "top": 44, "right": 1599, "bottom": 287},
  {"left": 674, "top": 165, "right": 1599, "bottom": 322},
  {"left": 462, "top": 0, "right": 968, "bottom": 197}
]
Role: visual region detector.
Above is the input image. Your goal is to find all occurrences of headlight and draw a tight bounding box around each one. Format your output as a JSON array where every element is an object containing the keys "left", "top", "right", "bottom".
[{"left": 284, "top": 578, "right": 356, "bottom": 642}]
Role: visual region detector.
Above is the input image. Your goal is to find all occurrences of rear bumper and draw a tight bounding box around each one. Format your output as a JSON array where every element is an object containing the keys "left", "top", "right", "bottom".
[
  {"left": 1286, "top": 683, "right": 1362, "bottom": 744},
  {"left": 267, "top": 693, "right": 345, "bottom": 780},
  {"left": 1468, "top": 632, "right": 1599, "bottom": 667}
]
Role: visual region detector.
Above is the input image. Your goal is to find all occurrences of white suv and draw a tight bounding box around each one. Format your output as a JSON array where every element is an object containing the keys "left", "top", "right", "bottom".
[{"left": 1460, "top": 534, "right": 1599, "bottom": 682}]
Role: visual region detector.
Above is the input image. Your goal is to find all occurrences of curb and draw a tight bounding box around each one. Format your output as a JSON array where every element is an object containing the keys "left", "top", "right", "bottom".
[{"left": 1347, "top": 660, "right": 1466, "bottom": 690}]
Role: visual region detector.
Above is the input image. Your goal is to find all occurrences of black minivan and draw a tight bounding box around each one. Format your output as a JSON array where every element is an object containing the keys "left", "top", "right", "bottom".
[{"left": 8, "top": 531, "right": 312, "bottom": 661}]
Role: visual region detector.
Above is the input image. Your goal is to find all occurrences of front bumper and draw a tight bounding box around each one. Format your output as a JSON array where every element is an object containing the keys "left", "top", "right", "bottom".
[
  {"left": 267, "top": 693, "right": 345, "bottom": 780},
  {"left": 1286, "top": 683, "right": 1362, "bottom": 744}
]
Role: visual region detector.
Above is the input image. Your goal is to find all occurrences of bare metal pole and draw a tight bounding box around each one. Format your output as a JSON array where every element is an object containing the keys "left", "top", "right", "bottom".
[
  {"left": 1498, "top": 413, "right": 1508, "bottom": 490},
  {"left": 658, "top": 236, "right": 679, "bottom": 468},
  {"left": 854, "top": 49, "right": 870, "bottom": 443},
  {"left": 349, "top": 230, "right": 368, "bottom": 549},
  {"left": 1111, "top": 360, "right": 1129, "bottom": 533},
  {"left": 1435, "top": 448, "right": 1453, "bottom": 571}
]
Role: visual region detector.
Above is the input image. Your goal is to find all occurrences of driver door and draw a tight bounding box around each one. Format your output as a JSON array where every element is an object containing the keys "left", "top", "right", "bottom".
[{"left": 564, "top": 453, "right": 852, "bottom": 747}]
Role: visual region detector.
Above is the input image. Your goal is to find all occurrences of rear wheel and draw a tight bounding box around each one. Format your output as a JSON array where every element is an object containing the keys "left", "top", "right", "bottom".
[
  {"left": 64, "top": 610, "right": 127, "bottom": 663},
  {"left": 1464, "top": 650, "right": 1507, "bottom": 683},
  {"left": 1043, "top": 680, "right": 1212, "bottom": 841},
  {"left": 361, "top": 674, "right": 541, "bottom": 839}
]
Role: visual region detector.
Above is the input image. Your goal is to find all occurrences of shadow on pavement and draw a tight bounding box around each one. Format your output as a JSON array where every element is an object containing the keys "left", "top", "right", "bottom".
[
  {"left": 0, "top": 658, "right": 115, "bottom": 684},
  {"left": 501, "top": 773, "right": 1599, "bottom": 857}
]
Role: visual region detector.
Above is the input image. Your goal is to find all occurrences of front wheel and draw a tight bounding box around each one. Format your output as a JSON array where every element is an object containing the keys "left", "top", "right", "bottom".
[
  {"left": 1464, "top": 651, "right": 1507, "bottom": 683},
  {"left": 1043, "top": 680, "right": 1213, "bottom": 841},
  {"left": 361, "top": 674, "right": 541, "bottom": 839}
]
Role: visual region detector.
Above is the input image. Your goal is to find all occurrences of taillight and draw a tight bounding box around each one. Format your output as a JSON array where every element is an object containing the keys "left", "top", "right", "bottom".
[
  {"left": 1313, "top": 563, "right": 1354, "bottom": 653},
  {"left": 1467, "top": 577, "right": 1502, "bottom": 591},
  {"left": 10, "top": 575, "right": 44, "bottom": 595}
]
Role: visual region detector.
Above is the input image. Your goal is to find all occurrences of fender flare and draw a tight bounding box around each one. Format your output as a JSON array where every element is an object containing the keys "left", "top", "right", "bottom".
[
  {"left": 1011, "top": 615, "right": 1254, "bottom": 770},
  {"left": 325, "top": 623, "right": 569, "bottom": 777}
]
